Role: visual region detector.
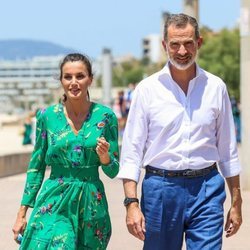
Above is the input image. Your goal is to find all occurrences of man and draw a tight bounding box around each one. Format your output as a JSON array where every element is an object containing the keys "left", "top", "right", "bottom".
[{"left": 117, "top": 13, "right": 242, "bottom": 250}]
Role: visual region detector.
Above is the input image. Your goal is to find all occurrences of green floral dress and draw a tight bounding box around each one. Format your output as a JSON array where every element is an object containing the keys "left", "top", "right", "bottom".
[{"left": 20, "top": 102, "right": 119, "bottom": 250}]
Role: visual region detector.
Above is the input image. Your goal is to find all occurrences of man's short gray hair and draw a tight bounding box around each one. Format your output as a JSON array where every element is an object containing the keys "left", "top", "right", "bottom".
[{"left": 163, "top": 13, "right": 200, "bottom": 41}]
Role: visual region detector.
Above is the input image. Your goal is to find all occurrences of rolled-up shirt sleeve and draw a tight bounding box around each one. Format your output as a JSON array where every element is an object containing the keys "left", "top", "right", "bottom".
[
  {"left": 117, "top": 86, "right": 148, "bottom": 183},
  {"left": 216, "top": 85, "right": 241, "bottom": 177}
]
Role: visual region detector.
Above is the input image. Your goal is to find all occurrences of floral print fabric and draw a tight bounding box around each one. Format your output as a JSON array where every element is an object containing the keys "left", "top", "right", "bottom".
[{"left": 20, "top": 102, "right": 119, "bottom": 250}]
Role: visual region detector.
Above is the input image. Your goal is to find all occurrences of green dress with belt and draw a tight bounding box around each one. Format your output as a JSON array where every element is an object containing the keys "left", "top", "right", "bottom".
[{"left": 20, "top": 102, "right": 119, "bottom": 250}]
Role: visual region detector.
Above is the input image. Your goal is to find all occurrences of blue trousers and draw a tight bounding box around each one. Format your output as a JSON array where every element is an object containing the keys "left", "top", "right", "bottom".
[{"left": 141, "top": 168, "right": 226, "bottom": 250}]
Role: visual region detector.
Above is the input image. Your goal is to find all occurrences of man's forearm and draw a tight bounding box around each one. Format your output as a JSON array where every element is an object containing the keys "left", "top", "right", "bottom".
[
  {"left": 226, "top": 175, "right": 242, "bottom": 205},
  {"left": 123, "top": 179, "right": 138, "bottom": 198}
]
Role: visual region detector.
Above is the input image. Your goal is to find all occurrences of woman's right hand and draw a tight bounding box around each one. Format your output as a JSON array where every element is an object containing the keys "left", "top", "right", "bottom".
[{"left": 12, "top": 206, "right": 28, "bottom": 244}]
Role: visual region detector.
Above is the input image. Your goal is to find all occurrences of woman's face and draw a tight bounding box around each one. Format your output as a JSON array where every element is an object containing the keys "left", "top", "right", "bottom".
[{"left": 61, "top": 61, "right": 92, "bottom": 101}]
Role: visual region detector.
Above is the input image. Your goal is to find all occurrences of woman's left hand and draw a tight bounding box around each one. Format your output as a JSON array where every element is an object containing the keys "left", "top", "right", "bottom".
[{"left": 96, "top": 137, "right": 110, "bottom": 165}]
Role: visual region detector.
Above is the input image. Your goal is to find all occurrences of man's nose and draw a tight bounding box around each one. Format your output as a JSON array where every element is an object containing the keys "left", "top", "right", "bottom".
[{"left": 178, "top": 44, "right": 187, "bottom": 55}]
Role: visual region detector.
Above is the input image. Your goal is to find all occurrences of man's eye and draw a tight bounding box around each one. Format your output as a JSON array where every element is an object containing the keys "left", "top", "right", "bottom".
[
  {"left": 185, "top": 41, "right": 194, "bottom": 47},
  {"left": 170, "top": 43, "right": 180, "bottom": 49}
]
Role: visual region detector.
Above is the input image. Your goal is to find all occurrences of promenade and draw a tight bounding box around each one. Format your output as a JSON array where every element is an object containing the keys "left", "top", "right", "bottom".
[{"left": 0, "top": 126, "right": 249, "bottom": 249}]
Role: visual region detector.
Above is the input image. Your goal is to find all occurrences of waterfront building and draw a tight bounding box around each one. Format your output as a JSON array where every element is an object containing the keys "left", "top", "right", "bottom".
[
  {"left": 142, "top": 34, "right": 161, "bottom": 63},
  {"left": 0, "top": 56, "right": 62, "bottom": 114}
]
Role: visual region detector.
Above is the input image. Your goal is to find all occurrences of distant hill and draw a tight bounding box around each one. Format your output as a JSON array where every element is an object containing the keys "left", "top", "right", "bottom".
[{"left": 0, "top": 39, "right": 77, "bottom": 60}]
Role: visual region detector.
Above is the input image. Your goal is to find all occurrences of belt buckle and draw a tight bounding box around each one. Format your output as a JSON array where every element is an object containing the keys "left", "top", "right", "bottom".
[{"left": 183, "top": 169, "right": 194, "bottom": 178}]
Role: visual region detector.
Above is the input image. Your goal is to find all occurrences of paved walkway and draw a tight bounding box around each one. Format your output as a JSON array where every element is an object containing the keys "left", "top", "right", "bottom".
[{"left": 0, "top": 126, "right": 249, "bottom": 249}]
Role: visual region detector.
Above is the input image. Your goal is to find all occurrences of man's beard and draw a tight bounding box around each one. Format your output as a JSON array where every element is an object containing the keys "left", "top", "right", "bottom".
[{"left": 167, "top": 50, "right": 197, "bottom": 71}]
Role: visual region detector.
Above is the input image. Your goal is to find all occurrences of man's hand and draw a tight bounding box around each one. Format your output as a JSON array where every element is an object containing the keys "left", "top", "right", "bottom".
[
  {"left": 225, "top": 175, "right": 242, "bottom": 237},
  {"left": 126, "top": 203, "right": 146, "bottom": 241},
  {"left": 225, "top": 202, "right": 242, "bottom": 237}
]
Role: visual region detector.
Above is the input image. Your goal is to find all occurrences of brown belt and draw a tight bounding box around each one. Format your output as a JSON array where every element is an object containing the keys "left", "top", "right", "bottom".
[{"left": 146, "top": 163, "right": 217, "bottom": 178}]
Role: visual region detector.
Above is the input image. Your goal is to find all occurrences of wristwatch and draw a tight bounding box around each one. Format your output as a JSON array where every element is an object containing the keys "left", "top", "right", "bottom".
[{"left": 123, "top": 197, "right": 139, "bottom": 206}]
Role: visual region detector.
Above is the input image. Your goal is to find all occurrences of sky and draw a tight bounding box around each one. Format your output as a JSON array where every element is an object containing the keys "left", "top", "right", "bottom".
[{"left": 0, "top": 0, "right": 240, "bottom": 59}]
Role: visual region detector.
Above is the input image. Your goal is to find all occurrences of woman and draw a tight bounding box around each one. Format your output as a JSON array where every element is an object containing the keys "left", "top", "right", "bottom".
[
  {"left": 12, "top": 53, "right": 119, "bottom": 249},
  {"left": 22, "top": 113, "right": 32, "bottom": 145}
]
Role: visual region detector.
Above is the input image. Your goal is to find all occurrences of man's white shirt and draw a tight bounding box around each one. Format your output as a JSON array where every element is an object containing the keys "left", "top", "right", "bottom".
[{"left": 117, "top": 63, "right": 241, "bottom": 183}]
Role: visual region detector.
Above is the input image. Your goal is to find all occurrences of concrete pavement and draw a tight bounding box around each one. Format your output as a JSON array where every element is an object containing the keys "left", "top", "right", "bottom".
[
  {"left": 0, "top": 126, "right": 249, "bottom": 249},
  {"left": 1, "top": 169, "right": 250, "bottom": 250}
]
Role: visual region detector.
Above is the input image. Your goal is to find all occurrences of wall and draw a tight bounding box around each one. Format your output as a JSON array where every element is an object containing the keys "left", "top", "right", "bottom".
[{"left": 0, "top": 152, "right": 31, "bottom": 178}]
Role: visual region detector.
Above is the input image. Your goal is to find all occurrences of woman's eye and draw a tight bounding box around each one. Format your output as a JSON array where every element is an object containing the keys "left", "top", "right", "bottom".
[
  {"left": 76, "top": 74, "right": 85, "bottom": 80},
  {"left": 64, "top": 75, "right": 72, "bottom": 80}
]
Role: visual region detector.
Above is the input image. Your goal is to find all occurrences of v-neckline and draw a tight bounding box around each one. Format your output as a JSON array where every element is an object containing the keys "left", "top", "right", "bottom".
[{"left": 60, "top": 102, "right": 94, "bottom": 136}]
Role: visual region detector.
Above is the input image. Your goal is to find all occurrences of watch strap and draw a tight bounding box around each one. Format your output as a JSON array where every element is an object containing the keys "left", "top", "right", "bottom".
[{"left": 123, "top": 197, "right": 139, "bottom": 206}]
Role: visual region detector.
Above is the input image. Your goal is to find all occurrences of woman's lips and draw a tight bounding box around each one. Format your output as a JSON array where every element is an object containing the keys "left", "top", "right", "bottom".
[{"left": 70, "top": 89, "right": 81, "bottom": 96}]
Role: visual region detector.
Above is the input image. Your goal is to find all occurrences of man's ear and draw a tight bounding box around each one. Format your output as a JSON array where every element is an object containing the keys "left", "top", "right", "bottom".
[
  {"left": 162, "top": 40, "right": 167, "bottom": 51},
  {"left": 197, "top": 36, "right": 203, "bottom": 49}
]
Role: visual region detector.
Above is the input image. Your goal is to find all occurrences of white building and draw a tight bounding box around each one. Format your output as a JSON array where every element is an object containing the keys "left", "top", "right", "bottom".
[
  {"left": 0, "top": 56, "right": 63, "bottom": 114},
  {"left": 142, "top": 34, "right": 161, "bottom": 63}
]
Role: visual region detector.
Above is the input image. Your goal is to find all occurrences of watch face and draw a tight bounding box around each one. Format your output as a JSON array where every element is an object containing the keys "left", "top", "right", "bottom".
[{"left": 124, "top": 198, "right": 130, "bottom": 206}]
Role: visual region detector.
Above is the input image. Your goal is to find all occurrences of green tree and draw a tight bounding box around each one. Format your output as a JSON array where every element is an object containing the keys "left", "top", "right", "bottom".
[
  {"left": 112, "top": 59, "right": 145, "bottom": 87},
  {"left": 198, "top": 28, "right": 240, "bottom": 99}
]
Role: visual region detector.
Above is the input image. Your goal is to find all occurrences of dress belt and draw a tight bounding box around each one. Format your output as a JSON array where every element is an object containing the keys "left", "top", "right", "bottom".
[{"left": 145, "top": 163, "right": 217, "bottom": 178}]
